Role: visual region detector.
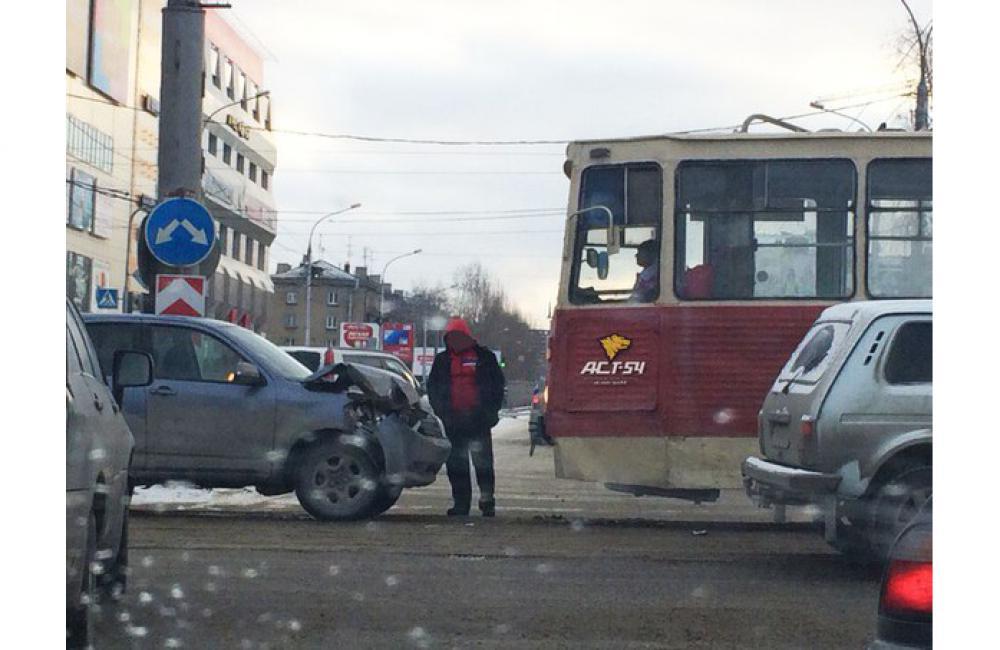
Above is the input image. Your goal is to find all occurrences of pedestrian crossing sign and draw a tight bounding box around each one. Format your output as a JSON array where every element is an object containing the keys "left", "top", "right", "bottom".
[{"left": 95, "top": 288, "right": 119, "bottom": 310}]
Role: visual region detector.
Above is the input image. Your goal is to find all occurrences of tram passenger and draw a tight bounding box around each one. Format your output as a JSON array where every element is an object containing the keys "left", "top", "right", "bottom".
[{"left": 630, "top": 239, "right": 659, "bottom": 302}]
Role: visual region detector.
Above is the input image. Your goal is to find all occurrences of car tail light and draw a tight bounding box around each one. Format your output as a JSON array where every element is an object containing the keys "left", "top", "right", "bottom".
[
  {"left": 881, "top": 559, "right": 932, "bottom": 617},
  {"left": 531, "top": 394, "right": 540, "bottom": 406},
  {"left": 800, "top": 415, "right": 815, "bottom": 436},
  {"left": 324, "top": 346, "right": 335, "bottom": 365}
]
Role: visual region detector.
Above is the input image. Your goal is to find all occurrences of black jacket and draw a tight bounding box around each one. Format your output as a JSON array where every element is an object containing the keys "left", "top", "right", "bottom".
[{"left": 427, "top": 344, "right": 505, "bottom": 430}]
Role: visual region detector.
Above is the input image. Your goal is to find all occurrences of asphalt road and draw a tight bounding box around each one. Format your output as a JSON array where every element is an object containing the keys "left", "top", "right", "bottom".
[{"left": 92, "top": 417, "right": 881, "bottom": 649}]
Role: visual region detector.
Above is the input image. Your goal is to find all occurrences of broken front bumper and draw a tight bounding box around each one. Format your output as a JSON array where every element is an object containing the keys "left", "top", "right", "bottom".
[
  {"left": 741, "top": 456, "right": 841, "bottom": 506},
  {"left": 375, "top": 413, "right": 451, "bottom": 488}
]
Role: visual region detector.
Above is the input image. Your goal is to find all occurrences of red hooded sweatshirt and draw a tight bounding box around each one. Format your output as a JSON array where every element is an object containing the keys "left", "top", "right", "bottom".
[{"left": 444, "top": 317, "right": 480, "bottom": 413}]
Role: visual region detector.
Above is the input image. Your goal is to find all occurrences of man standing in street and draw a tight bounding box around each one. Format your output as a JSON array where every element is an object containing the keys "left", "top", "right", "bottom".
[{"left": 427, "top": 317, "right": 505, "bottom": 517}]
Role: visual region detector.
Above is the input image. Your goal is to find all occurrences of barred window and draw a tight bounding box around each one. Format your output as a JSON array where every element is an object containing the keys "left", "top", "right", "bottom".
[{"left": 66, "top": 114, "right": 113, "bottom": 174}]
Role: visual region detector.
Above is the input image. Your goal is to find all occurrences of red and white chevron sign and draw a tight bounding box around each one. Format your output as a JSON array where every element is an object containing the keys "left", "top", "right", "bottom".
[{"left": 155, "top": 274, "right": 206, "bottom": 316}]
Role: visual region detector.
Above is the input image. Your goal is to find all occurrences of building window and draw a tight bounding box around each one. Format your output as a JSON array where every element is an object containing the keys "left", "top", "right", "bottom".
[
  {"left": 238, "top": 71, "right": 247, "bottom": 109},
  {"left": 207, "top": 133, "right": 218, "bottom": 156},
  {"left": 263, "top": 95, "right": 272, "bottom": 130},
  {"left": 222, "top": 143, "right": 232, "bottom": 165},
  {"left": 248, "top": 162, "right": 257, "bottom": 183},
  {"left": 67, "top": 168, "right": 95, "bottom": 232},
  {"left": 286, "top": 291, "right": 298, "bottom": 305},
  {"left": 225, "top": 58, "right": 235, "bottom": 99},
  {"left": 209, "top": 45, "right": 221, "bottom": 88},
  {"left": 236, "top": 153, "right": 245, "bottom": 173},
  {"left": 326, "top": 290, "right": 338, "bottom": 306},
  {"left": 326, "top": 315, "right": 337, "bottom": 330},
  {"left": 249, "top": 80, "right": 261, "bottom": 121},
  {"left": 257, "top": 245, "right": 267, "bottom": 271},
  {"left": 231, "top": 230, "right": 242, "bottom": 260},
  {"left": 285, "top": 313, "right": 297, "bottom": 328},
  {"left": 261, "top": 170, "right": 270, "bottom": 190},
  {"left": 245, "top": 236, "right": 254, "bottom": 266},
  {"left": 66, "top": 114, "right": 113, "bottom": 174},
  {"left": 219, "top": 226, "right": 228, "bottom": 256},
  {"left": 284, "top": 337, "right": 295, "bottom": 345}
]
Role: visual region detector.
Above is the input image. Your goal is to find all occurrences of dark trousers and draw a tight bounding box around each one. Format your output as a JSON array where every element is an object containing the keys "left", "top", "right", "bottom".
[{"left": 444, "top": 416, "right": 495, "bottom": 510}]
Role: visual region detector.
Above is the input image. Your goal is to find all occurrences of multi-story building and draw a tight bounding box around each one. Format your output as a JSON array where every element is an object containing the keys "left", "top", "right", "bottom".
[
  {"left": 200, "top": 10, "right": 277, "bottom": 329},
  {"left": 266, "top": 261, "right": 384, "bottom": 347},
  {"left": 66, "top": 1, "right": 277, "bottom": 328},
  {"left": 66, "top": 0, "right": 148, "bottom": 312}
]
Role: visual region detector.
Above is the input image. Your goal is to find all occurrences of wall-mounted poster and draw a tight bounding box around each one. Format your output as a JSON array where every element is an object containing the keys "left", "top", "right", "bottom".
[
  {"left": 67, "top": 251, "right": 93, "bottom": 311},
  {"left": 93, "top": 189, "right": 113, "bottom": 238},
  {"left": 90, "top": 0, "right": 135, "bottom": 103},
  {"left": 68, "top": 168, "right": 95, "bottom": 232}
]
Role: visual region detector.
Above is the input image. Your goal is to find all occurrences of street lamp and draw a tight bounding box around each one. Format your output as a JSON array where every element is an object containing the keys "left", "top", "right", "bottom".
[
  {"left": 203, "top": 89, "right": 271, "bottom": 128},
  {"left": 809, "top": 101, "right": 873, "bottom": 132},
  {"left": 304, "top": 202, "right": 362, "bottom": 346},
  {"left": 378, "top": 249, "right": 422, "bottom": 339}
]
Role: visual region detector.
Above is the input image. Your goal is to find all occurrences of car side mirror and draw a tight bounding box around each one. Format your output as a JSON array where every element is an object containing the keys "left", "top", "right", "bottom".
[
  {"left": 112, "top": 350, "right": 154, "bottom": 404},
  {"left": 231, "top": 361, "right": 266, "bottom": 386}
]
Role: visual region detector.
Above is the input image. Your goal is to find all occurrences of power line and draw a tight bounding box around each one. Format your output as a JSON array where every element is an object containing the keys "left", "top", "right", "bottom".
[
  {"left": 241, "top": 126, "right": 570, "bottom": 146},
  {"left": 205, "top": 167, "right": 565, "bottom": 175}
]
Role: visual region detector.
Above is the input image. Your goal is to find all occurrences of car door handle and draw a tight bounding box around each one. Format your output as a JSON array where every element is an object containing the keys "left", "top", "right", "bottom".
[
  {"left": 93, "top": 393, "right": 104, "bottom": 412},
  {"left": 149, "top": 385, "right": 177, "bottom": 396}
]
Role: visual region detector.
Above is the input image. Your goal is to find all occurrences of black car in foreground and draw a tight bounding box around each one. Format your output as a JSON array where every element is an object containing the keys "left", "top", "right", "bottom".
[{"left": 870, "top": 496, "right": 932, "bottom": 649}]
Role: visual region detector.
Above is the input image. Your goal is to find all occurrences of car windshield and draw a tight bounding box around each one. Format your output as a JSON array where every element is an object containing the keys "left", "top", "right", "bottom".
[{"left": 224, "top": 325, "right": 312, "bottom": 381}]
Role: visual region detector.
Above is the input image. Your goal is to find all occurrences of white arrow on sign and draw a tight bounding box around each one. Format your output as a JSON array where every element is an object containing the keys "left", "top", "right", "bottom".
[{"left": 155, "top": 218, "right": 209, "bottom": 246}]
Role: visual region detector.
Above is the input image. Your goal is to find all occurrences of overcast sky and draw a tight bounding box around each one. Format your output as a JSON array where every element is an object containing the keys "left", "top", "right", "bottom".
[{"left": 231, "top": 0, "right": 932, "bottom": 327}]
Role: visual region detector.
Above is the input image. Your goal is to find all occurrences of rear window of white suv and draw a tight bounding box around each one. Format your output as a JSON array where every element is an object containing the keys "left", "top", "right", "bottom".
[{"left": 774, "top": 321, "right": 851, "bottom": 388}]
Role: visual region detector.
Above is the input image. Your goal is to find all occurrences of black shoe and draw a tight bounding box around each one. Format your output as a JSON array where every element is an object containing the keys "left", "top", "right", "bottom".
[
  {"left": 447, "top": 506, "right": 470, "bottom": 516},
  {"left": 479, "top": 499, "right": 495, "bottom": 517}
]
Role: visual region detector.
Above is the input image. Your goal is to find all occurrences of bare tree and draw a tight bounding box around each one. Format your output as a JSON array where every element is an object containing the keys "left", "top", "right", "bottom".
[
  {"left": 451, "top": 262, "right": 544, "bottom": 381},
  {"left": 898, "top": 0, "right": 932, "bottom": 130}
]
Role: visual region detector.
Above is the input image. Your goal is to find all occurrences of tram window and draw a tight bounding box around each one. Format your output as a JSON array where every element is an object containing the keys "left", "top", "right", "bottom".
[
  {"left": 674, "top": 159, "right": 856, "bottom": 300},
  {"left": 570, "top": 163, "right": 662, "bottom": 304},
  {"left": 867, "top": 159, "right": 932, "bottom": 298}
]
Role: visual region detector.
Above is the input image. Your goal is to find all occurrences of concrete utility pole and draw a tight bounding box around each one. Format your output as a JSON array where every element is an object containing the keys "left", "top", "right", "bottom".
[{"left": 157, "top": 0, "right": 206, "bottom": 200}]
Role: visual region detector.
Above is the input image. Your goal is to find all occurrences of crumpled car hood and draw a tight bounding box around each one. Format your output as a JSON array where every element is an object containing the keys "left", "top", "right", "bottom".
[{"left": 302, "top": 362, "right": 420, "bottom": 412}]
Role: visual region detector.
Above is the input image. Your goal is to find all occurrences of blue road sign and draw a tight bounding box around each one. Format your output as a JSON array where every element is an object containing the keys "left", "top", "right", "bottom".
[
  {"left": 96, "top": 288, "right": 119, "bottom": 309},
  {"left": 145, "top": 197, "right": 216, "bottom": 267}
]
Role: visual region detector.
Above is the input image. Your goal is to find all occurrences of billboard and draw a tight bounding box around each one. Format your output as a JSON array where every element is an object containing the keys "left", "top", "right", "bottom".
[
  {"left": 90, "top": 0, "right": 136, "bottom": 103},
  {"left": 382, "top": 323, "right": 415, "bottom": 364},
  {"left": 67, "top": 0, "right": 91, "bottom": 76},
  {"left": 340, "top": 322, "right": 380, "bottom": 349}
]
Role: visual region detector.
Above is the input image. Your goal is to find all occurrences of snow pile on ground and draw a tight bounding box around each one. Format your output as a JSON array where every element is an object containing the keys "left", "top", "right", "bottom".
[{"left": 131, "top": 482, "right": 294, "bottom": 508}]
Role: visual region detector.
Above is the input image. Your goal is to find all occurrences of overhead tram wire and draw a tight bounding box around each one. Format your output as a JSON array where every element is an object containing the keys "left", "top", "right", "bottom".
[
  {"left": 66, "top": 182, "right": 568, "bottom": 237},
  {"left": 71, "top": 90, "right": 913, "bottom": 144}
]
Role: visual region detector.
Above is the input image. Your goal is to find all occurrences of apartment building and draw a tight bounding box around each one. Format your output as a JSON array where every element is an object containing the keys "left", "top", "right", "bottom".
[{"left": 266, "top": 261, "right": 384, "bottom": 347}]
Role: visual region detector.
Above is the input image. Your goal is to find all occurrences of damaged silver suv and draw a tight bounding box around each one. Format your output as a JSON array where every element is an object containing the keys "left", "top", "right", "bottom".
[
  {"left": 742, "top": 300, "right": 931, "bottom": 558},
  {"left": 84, "top": 314, "right": 451, "bottom": 521}
]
